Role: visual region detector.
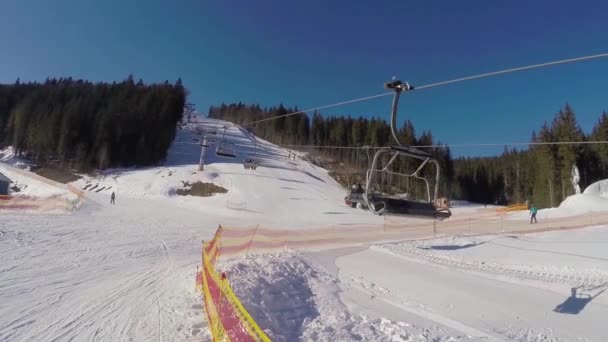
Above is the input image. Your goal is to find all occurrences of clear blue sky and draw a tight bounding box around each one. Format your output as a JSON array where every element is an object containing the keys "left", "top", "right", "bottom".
[{"left": 1, "top": 0, "right": 607, "bottom": 156}]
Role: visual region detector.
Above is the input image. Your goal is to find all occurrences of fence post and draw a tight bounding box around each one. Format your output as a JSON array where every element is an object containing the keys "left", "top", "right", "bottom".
[
  {"left": 246, "top": 225, "right": 259, "bottom": 257},
  {"left": 383, "top": 216, "right": 386, "bottom": 233},
  {"left": 216, "top": 273, "right": 225, "bottom": 336},
  {"left": 433, "top": 219, "right": 437, "bottom": 237},
  {"left": 195, "top": 265, "right": 199, "bottom": 290},
  {"left": 201, "top": 240, "right": 205, "bottom": 267},
  {"left": 500, "top": 215, "right": 503, "bottom": 234}
]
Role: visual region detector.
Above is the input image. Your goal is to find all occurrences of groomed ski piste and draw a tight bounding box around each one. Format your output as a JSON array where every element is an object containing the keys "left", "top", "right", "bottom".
[{"left": 1, "top": 117, "right": 607, "bottom": 342}]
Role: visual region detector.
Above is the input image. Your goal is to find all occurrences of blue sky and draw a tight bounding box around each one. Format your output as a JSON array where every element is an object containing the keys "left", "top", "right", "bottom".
[{"left": 1, "top": 0, "right": 607, "bottom": 156}]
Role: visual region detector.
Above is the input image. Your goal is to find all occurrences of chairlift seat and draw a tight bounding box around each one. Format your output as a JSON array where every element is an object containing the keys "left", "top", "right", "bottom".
[
  {"left": 216, "top": 143, "right": 236, "bottom": 158},
  {"left": 390, "top": 145, "right": 432, "bottom": 159},
  {"left": 369, "top": 194, "right": 451, "bottom": 220}
]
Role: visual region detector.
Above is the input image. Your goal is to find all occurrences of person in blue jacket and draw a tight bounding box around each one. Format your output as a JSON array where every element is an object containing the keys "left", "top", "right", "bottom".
[{"left": 530, "top": 204, "right": 538, "bottom": 224}]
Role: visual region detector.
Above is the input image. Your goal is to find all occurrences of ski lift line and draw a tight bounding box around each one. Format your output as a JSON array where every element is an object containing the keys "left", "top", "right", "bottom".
[
  {"left": 242, "top": 93, "right": 392, "bottom": 126},
  {"left": 174, "top": 140, "right": 608, "bottom": 148},
  {"left": 240, "top": 52, "right": 608, "bottom": 127},
  {"left": 285, "top": 140, "right": 608, "bottom": 149},
  {"left": 415, "top": 52, "right": 608, "bottom": 91}
]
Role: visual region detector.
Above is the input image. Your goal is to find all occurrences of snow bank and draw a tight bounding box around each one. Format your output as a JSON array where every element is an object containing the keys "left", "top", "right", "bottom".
[
  {"left": 222, "top": 252, "right": 470, "bottom": 341},
  {"left": 584, "top": 179, "right": 608, "bottom": 198},
  {"left": 506, "top": 180, "right": 608, "bottom": 221},
  {"left": 559, "top": 193, "right": 608, "bottom": 212}
]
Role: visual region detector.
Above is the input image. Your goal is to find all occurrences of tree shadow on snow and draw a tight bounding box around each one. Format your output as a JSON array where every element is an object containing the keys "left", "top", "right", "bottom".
[{"left": 554, "top": 283, "right": 607, "bottom": 315}]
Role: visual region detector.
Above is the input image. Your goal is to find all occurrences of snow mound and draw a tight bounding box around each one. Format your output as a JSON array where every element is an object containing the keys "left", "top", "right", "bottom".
[
  {"left": 222, "top": 252, "right": 471, "bottom": 342},
  {"left": 558, "top": 193, "right": 608, "bottom": 212},
  {"left": 584, "top": 179, "right": 608, "bottom": 198}
]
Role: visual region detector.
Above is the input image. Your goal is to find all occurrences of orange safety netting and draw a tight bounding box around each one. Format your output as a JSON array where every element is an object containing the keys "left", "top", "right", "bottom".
[
  {"left": 0, "top": 194, "right": 81, "bottom": 212},
  {"left": 212, "top": 210, "right": 608, "bottom": 258},
  {"left": 197, "top": 227, "right": 270, "bottom": 342}
]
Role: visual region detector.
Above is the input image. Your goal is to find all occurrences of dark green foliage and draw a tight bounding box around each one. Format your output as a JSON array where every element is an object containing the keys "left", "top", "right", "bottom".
[
  {"left": 0, "top": 77, "right": 185, "bottom": 170},
  {"left": 454, "top": 105, "right": 607, "bottom": 208}
]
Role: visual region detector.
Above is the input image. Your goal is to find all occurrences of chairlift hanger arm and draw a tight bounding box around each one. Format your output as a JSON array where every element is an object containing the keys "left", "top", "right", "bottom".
[{"left": 385, "top": 80, "right": 414, "bottom": 147}]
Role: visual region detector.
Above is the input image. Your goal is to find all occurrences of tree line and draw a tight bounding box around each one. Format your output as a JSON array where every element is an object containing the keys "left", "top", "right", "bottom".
[
  {"left": 209, "top": 103, "right": 608, "bottom": 208},
  {"left": 0, "top": 77, "right": 186, "bottom": 170}
]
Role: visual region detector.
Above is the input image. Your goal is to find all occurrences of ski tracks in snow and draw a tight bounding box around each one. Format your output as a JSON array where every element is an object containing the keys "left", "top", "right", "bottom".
[
  {"left": 377, "top": 240, "right": 608, "bottom": 289},
  {"left": 0, "top": 201, "right": 210, "bottom": 342}
]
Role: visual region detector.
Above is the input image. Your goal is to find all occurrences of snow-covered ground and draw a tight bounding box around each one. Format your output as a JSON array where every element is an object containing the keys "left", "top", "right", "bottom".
[{"left": 1, "top": 117, "right": 608, "bottom": 341}]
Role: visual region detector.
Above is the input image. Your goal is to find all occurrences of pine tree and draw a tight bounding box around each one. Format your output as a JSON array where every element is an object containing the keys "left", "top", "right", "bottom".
[
  {"left": 591, "top": 112, "right": 608, "bottom": 178},
  {"left": 552, "top": 104, "right": 584, "bottom": 200}
]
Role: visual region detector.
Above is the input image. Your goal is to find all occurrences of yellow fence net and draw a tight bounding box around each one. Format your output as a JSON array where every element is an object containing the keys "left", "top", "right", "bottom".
[{"left": 197, "top": 227, "right": 271, "bottom": 342}]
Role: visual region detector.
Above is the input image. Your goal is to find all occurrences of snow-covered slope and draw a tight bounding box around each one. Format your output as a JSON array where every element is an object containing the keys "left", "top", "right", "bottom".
[{"left": 71, "top": 118, "right": 379, "bottom": 228}]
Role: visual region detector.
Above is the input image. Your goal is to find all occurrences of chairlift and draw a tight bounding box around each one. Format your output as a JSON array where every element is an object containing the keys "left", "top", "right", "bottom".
[
  {"left": 216, "top": 142, "right": 237, "bottom": 158},
  {"left": 215, "top": 125, "right": 237, "bottom": 158},
  {"left": 361, "top": 79, "right": 451, "bottom": 220}
]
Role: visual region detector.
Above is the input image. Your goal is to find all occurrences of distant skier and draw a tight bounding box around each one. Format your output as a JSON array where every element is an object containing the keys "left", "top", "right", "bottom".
[
  {"left": 530, "top": 204, "right": 538, "bottom": 224},
  {"left": 110, "top": 191, "right": 116, "bottom": 205}
]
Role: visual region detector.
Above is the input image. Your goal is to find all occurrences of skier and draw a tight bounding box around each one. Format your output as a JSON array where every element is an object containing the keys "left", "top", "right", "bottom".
[
  {"left": 530, "top": 204, "right": 538, "bottom": 224},
  {"left": 110, "top": 191, "right": 116, "bottom": 205}
]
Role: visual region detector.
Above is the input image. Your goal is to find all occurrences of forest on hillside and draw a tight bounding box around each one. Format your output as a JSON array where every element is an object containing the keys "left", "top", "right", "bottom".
[
  {"left": 0, "top": 77, "right": 186, "bottom": 169},
  {"left": 209, "top": 103, "right": 608, "bottom": 208}
]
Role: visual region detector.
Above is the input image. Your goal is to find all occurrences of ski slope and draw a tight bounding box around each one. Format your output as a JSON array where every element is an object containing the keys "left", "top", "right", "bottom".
[{"left": 1, "top": 117, "right": 608, "bottom": 341}]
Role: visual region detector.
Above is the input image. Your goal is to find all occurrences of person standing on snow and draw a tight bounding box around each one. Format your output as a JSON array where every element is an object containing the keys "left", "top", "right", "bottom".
[
  {"left": 110, "top": 191, "right": 116, "bottom": 205},
  {"left": 530, "top": 204, "right": 538, "bottom": 224}
]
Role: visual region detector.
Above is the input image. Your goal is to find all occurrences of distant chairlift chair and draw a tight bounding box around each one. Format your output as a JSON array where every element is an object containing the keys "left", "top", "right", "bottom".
[
  {"left": 216, "top": 142, "right": 237, "bottom": 158},
  {"left": 215, "top": 125, "right": 237, "bottom": 158}
]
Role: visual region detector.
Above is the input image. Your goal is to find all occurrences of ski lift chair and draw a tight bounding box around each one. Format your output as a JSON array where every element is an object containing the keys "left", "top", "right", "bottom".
[
  {"left": 362, "top": 146, "right": 451, "bottom": 220},
  {"left": 360, "top": 79, "right": 451, "bottom": 220},
  {"left": 215, "top": 125, "right": 237, "bottom": 158},
  {"left": 216, "top": 142, "right": 237, "bottom": 158}
]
